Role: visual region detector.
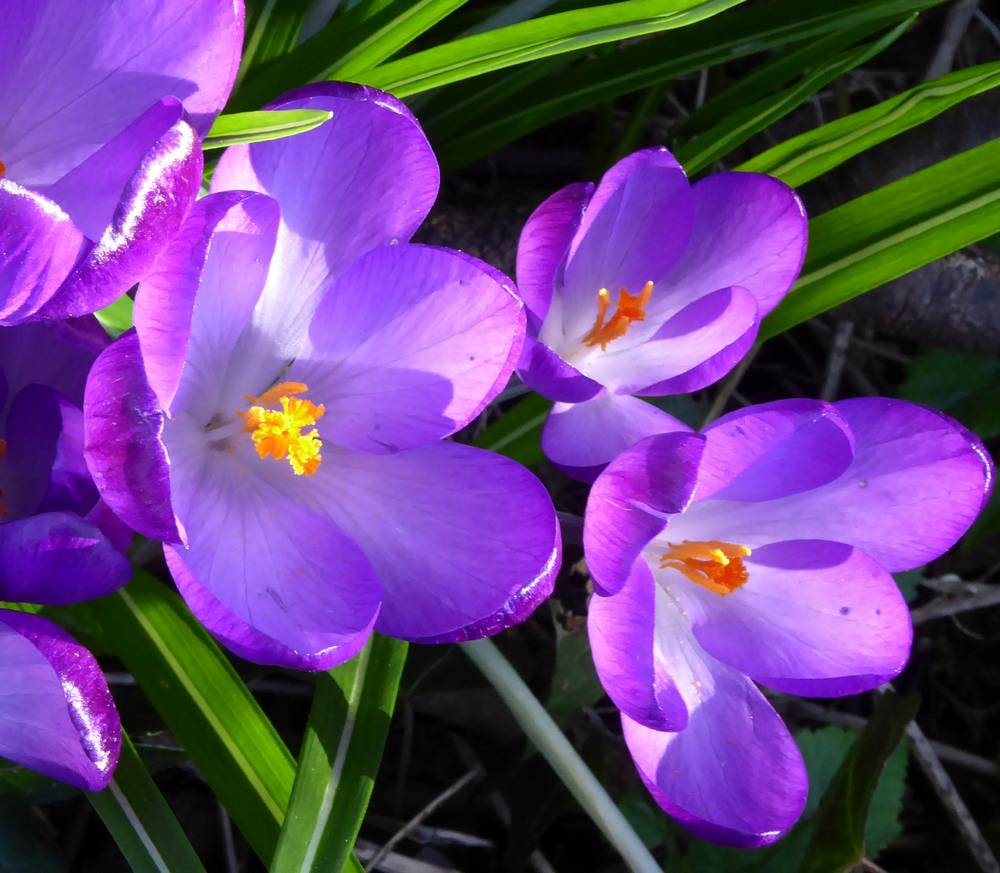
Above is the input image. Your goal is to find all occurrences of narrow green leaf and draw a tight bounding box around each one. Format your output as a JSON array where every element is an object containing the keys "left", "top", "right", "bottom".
[
  {"left": 95, "top": 293, "right": 135, "bottom": 338},
  {"left": 742, "top": 60, "right": 1000, "bottom": 186},
  {"left": 801, "top": 691, "right": 919, "bottom": 873},
  {"left": 202, "top": 109, "right": 332, "bottom": 150},
  {"left": 760, "top": 138, "right": 1000, "bottom": 340},
  {"left": 271, "top": 634, "right": 407, "bottom": 873},
  {"left": 437, "top": 0, "right": 943, "bottom": 165},
  {"left": 677, "top": 18, "right": 912, "bottom": 175},
  {"left": 472, "top": 393, "right": 551, "bottom": 465},
  {"left": 89, "top": 732, "right": 209, "bottom": 873},
  {"left": 95, "top": 572, "right": 295, "bottom": 864},
  {"left": 236, "top": 0, "right": 312, "bottom": 86},
  {"left": 365, "top": 0, "right": 746, "bottom": 97}
]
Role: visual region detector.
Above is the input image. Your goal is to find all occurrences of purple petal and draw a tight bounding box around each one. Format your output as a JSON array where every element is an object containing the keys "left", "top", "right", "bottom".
[
  {"left": 0, "top": 511, "right": 130, "bottom": 604},
  {"left": 311, "top": 442, "right": 561, "bottom": 642},
  {"left": 542, "top": 392, "right": 690, "bottom": 482},
  {"left": 685, "top": 539, "right": 911, "bottom": 696},
  {"left": 588, "top": 560, "right": 687, "bottom": 731},
  {"left": 135, "top": 191, "right": 279, "bottom": 413},
  {"left": 584, "top": 286, "right": 758, "bottom": 395},
  {"left": 516, "top": 182, "right": 592, "bottom": 332},
  {"left": 552, "top": 150, "right": 693, "bottom": 349},
  {"left": 1, "top": 0, "right": 242, "bottom": 185},
  {"left": 0, "top": 181, "right": 87, "bottom": 325},
  {"left": 164, "top": 433, "right": 382, "bottom": 669},
  {"left": 683, "top": 399, "right": 992, "bottom": 571},
  {"left": 516, "top": 334, "right": 603, "bottom": 403},
  {"left": 34, "top": 117, "right": 203, "bottom": 321},
  {"left": 4, "top": 384, "right": 96, "bottom": 517},
  {"left": 584, "top": 432, "right": 705, "bottom": 595},
  {"left": 655, "top": 172, "right": 807, "bottom": 319},
  {"left": 211, "top": 83, "right": 440, "bottom": 353},
  {"left": 0, "top": 609, "right": 120, "bottom": 790},
  {"left": 84, "top": 331, "right": 182, "bottom": 544},
  {"left": 294, "top": 244, "right": 524, "bottom": 454}
]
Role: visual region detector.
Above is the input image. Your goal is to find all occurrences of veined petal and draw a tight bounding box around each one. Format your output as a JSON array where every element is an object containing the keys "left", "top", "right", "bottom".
[{"left": 516, "top": 334, "right": 603, "bottom": 403}]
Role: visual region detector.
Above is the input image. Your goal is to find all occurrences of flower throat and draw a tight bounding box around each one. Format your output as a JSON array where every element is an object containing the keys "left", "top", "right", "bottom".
[
  {"left": 660, "top": 540, "right": 751, "bottom": 596},
  {"left": 582, "top": 281, "right": 653, "bottom": 350}
]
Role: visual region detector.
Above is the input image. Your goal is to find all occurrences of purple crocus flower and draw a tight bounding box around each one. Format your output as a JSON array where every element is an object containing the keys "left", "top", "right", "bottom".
[
  {"left": 84, "top": 84, "right": 562, "bottom": 670},
  {"left": 583, "top": 398, "right": 992, "bottom": 845},
  {"left": 515, "top": 148, "right": 808, "bottom": 480},
  {"left": 0, "top": 318, "right": 125, "bottom": 790},
  {"left": 0, "top": 0, "right": 243, "bottom": 325}
]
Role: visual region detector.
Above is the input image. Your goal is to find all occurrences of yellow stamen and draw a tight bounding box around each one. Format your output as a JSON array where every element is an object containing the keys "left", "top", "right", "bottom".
[
  {"left": 238, "top": 385, "right": 325, "bottom": 476},
  {"left": 660, "top": 540, "right": 751, "bottom": 596},
  {"left": 582, "top": 281, "right": 653, "bottom": 350}
]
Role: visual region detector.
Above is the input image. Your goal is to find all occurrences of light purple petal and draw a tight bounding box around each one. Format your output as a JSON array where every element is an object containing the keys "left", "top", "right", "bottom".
[
  {"left": 163, "top": 423, "right": 383, "bottom": 669},
  {"left": 584, "top": 432, "right": 705, "bottom": 595},
  {"left": 135, "top": 191, "right": 279, "bottom": 414},
  {"left": 211, "top": 83, "right": 440, "bottom": 355},
  {"left": 293, "top": 244, "right": 523, "bottom": 454},
  {"left": 542, "top": 392, "right": 690, "bottom": 482},
  {"left": 684, "top": 539, "right": 912, "bottom": 696},
  {"left": 1, "top": 0, "right": 243, "bottom": 185},
  {"left": 588, "top": 560, "right": 687, "bottom": 731},
  {"left": 84, "top": 331, "right": 182, "bottom": 544},
  {"left": 653, "top": 172, "right": 807, "bottom": 320},
  {"left": 516, "top": 334, "right": 603, "bottom": 403},
  {"left": 0, "top": 609, "right": 120, "bottom": 790},
  {"left": 515, "top": 182, "right": 592, "bottom": 332},
  {"left": 681, "top": 399, "right": 992, "bottom": 571},
  {"left": 0, "top": 511, "right": 131, "bottom": 604},
  {"left": 0, "top": 181, "right": 86, "bottom": 325},
  {"left": 309, "top": 442, "right": 561, "bottom": 641},
  {"left": 34, "top": 117, "right": 203, "bottom": 321},
  {"left": 584, "top": 286, "right": 758, "bottom": 395}
]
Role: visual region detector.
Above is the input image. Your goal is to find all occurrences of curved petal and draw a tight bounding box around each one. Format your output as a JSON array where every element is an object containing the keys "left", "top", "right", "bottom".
[
  {"left": 584, "top": 432, "right": 705, "bottom": 595},
  {"left": 685, "top": 540, "right": 912, "bottom": 696},
  {"left": 0, "top": 511, "right": 131, "bottom": 604},
  {"left": 542, "top": 392, "right": 689, "bottom": 482},
  {"left": 653, "top": 172, "right": 807, "bottom": 320},
  {"left": 551, "top": 150, "right": 693, "bottom": 350},
  {"left": 34, "top": 116, "right": 203, "bottom": 321},
  {"left": 164, "top": 418, "right": 383, "bottom": 669},
  {"left": 84, "top": 331, "right": 182, "bottom": 543},
  {"left": 584, "top": 286, "right": 758, "bottom": 395},
  {"left": 0, "top": 181, "right": 86, "bottom": 325},
  {"left": 1, "top": 0, "right": 242, "bottom": 185},
  {"left": 292, "top": 244, "right": 523, "bottom": 454},
  {"left": 515, "top": 182, "right": 592, "bottom": 332},
  {"left": 681, "top": 399, "right": 993, "bottom": 571},
  {"left": 516, "top": 334, "right": 603, "bottom": 403},
  {"left": 307, "top": 442, "right": 561, "bottom": 641},
  {"left": 211, "top": 83, "right": 440, "bottom": 356},
  {"left": 588, "top": 560, "right": 687, "bottom": 731},
  {"left": 0, "top": 610, "right": 120, "bottom": 791},
  {"left": 134, "top": 191, "right": 279, "bottom": 414}
]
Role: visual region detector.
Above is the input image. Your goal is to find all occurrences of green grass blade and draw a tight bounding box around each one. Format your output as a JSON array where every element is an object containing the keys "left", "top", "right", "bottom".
[
  {"left": 364, "top": 0, "right": 747, "bottom": 97},
  {"left": 236, "top": 0, "right": 312, "bottom": 87},
  {"left": 676, "top": 19, "right": 913, "bottom": 175},
  {"left": 203, "top": 109, "right": 333, "bottom": 149},
  {"left": 472, "top": 393, "right": 551, "bottom": 466},
  {"left": 761, "top": 137, "right": 1000, "bottom": 340},
  {"left": 95, "top": 571, "right": 295, "bottom": 864},
  {"left": 740, "top": 60, "right": 1000, "bottom": 186},
  {"left": 270, "top": 634, "right": 407, "bottom": 873},
  {"left": 94, "top": 293, "right": 135, "bottom": 338},
  {"left": 89, "top": 732, "right": 209, "bottom": 873}
]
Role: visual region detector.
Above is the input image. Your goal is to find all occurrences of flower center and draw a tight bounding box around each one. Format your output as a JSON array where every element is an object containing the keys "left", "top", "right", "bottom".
[
  {"left": 582, "top": 281, "right": 653, "bottom": 350},
  {"left": 660, "top": 540, "right": 751, "bottom": 596},
  {"left": 236, "top": 382, "right": 325, "bottom": 477}
]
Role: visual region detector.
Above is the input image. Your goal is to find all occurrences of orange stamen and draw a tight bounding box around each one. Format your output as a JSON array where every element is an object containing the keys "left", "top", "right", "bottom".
[
  {"left": 237, "top": 386, "right": 325, "bottom": 476},
  {"left": 582, "top": 281, "right": 653, "bottom": 350},
  {"left": 0, "top": 160, "right": 6, "bottom": 177},
  {"left": 660, "top": 540, "right": 751, "bottom": 596}
]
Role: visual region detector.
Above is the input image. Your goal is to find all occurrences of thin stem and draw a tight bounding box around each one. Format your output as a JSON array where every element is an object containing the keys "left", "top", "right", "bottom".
[{"left": 462, "top": 638, "right": 661, "bottom": 873}]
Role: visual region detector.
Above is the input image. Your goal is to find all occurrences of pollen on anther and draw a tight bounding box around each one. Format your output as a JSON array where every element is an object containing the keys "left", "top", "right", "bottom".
[
  {"left": 582, "top": 280, "right": 653, "bottom": 350},
  {"left": 240, "top": 386, "right": 325, "bottom": 476}
]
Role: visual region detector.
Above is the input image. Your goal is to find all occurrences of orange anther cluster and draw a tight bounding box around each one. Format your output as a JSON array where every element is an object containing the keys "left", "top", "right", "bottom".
[
  {"left": 582, "top": 281, "right": 653, "bottom": 350},
  {"left": 660, "top": 540, "right": 751, "bottom": 596},
  {"left": 238, "top": 383, "right": 325, "bottom": 476}
]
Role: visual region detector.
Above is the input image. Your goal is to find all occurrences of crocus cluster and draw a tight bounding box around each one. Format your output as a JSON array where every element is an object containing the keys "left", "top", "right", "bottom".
[{"left": 0, "top": 2, "right": 993, "bottom": 856}]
